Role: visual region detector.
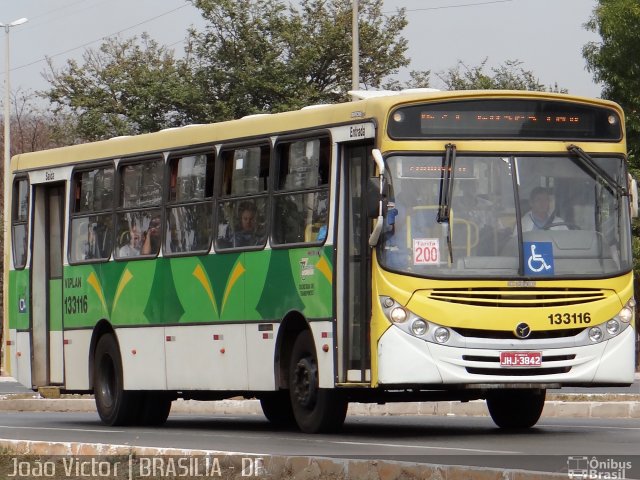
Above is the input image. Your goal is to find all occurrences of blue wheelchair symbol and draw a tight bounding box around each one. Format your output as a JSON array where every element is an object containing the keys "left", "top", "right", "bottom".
[{"left": 524, "top": 242, "right": 554, "bottom": 275}]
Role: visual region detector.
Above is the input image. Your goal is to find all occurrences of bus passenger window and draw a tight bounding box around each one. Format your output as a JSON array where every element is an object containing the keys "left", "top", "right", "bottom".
[
  {"left": 69, "top": 166, "right": 114, "bottom": 263},
  {"left": 215, "top": 144, "right": 269, "bottom": 251},
  {"left": 115, "top": 158, "right": 163, "bottom": 259},
  {"left": 11, "top": 178, "right": 29, "bottom": 269},
  {"left": 272, "top": 137, "right": 331, "bottom": 246},
  {"left": 165, "top": 152, "right": 214, "bottom": 255}
]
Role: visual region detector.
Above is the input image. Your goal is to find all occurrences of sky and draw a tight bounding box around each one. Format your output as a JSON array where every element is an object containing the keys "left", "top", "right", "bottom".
[{"left": 1, "top": 0, "right": 603, "bottom": 103}]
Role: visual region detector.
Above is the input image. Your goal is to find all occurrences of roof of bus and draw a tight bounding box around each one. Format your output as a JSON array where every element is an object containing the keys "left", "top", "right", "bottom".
[{"left": 11, "top": 89, "right": 623, "bottom": 172}]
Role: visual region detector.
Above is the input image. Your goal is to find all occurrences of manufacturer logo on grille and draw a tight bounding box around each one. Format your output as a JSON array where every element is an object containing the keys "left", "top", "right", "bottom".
[{"left": 514, "top": 322, "right": 532, "bottom": 339}]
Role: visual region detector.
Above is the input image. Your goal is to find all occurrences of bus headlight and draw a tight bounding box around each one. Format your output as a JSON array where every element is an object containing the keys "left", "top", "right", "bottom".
[
  {"left": 434, "top": 327, "right": 450, "bottom": 344},
  {"left": 382, "top": 297, "right": 395, "bottom": 308},
  {"left": 617, "top": 306, "right": 633, "bottom": 323},
  {"left": 411, "top": 319, "right": 428, "bottom": 336},
  {"left": 379, "top": 296, "right": 459, "bottom": 345},
  {"left": 606, "top": 319, "right": 620, "bottom": 335},
  {"left": 390, "top": 307, "right": 408, "bottom": 323},
  {"left": 589, "top": 327, "right": 603, "bottom": 343}
]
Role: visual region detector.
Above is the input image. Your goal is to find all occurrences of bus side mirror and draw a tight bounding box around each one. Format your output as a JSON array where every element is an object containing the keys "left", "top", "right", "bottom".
[
  {"left": 368, "top": 149, "right": 386, "bottom": 246},
  {"left": 367, "top": 176, "right": 388, "bottom": 218}
]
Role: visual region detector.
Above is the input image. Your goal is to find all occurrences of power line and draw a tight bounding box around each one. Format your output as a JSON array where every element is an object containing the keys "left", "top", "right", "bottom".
[
  {"left": 12, "top": 4, "right": 190, "bottom": 73},
  {"left": 392, "top": 0, "right": 513, "bottom": 13}
]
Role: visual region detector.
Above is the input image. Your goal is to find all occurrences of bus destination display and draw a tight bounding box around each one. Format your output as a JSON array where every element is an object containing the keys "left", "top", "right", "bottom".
[{"left": 388, "top": 99, "right": 622, "bottom": 140}]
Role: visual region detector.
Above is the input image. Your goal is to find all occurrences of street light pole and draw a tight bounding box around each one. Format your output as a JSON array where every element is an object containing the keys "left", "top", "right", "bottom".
[
  {"left": 2, "top": 18, "right": 26, "bottom": 176},
  {"left": 1, "top": 17, "right": 27, "bottom": 376}
]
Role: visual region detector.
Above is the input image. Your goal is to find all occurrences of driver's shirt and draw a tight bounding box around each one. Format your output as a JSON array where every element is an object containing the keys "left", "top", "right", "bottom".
[{"left": 520, "top": 212, "right": 569, "bottom": 231}]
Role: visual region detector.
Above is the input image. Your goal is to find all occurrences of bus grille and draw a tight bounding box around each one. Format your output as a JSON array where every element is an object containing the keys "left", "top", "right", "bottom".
[
  {"left": 462, "top": 354, "right": 576, "bottom": 376},
  {"left": 428, "top": 287, "right": 606, "bottom": 308},
  {"left": 451, "top": 327, "right": 583, "bottom": 340}
]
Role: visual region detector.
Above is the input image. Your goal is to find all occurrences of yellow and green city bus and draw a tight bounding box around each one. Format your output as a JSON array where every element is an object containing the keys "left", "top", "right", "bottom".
[{"left": 4, "top": 90, "right": 637, "bottom": 432}]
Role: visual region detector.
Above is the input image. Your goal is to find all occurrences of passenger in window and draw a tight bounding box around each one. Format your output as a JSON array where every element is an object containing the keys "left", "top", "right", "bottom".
[
  {"left": 119, "top": 224, "right": 141, "bottom": 257},
  {"left": 234, "top": 201, "right": 259, "bottom": 247},
  {"left": 520, "top": 187, "right": 568, "bottom": 231},
  {"left": 142, "top": 215, "right": 162, "bottom": 254}
]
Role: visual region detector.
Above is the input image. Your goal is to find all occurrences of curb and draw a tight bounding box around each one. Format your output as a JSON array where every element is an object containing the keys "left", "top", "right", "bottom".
[
  {"left": 1, "top": 396, "right": 639, "bottom": 419},
  {"left": 0, "top": 439, "right": 572, "bottom": 480}
]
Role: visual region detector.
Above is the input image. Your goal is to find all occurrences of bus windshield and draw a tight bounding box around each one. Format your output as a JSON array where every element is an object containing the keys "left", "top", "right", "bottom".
[{"left": 379, "top": 153, "right": 632, "bottom": 278}]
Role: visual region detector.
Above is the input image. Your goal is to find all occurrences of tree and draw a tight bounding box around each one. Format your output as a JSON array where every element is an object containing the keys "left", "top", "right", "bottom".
[
  {"left": 43, "top": 34, "right": 207, "bottom": 141},
  {"left": 187, "top": 0, "right": 411, "bottom": 116},
  {"left": 435, "top": 58, "right": 566, "bottom": 92},
  {"left": 583, "top": 0, "right": 640, "bottom": 168},
  {"left": 42, "top": 0, "right": 413, "bottom": 138}
]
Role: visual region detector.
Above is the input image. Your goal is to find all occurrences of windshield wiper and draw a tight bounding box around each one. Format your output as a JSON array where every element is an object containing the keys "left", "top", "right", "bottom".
[
  {"left": 567, "top": 145, "right": 626, "bottom": 197},
  {"left": 438, "top": 143, "right": 456, "bottom": 264},
  {"left": 437, "top": 143, "right": 457, "bottom": 223}
]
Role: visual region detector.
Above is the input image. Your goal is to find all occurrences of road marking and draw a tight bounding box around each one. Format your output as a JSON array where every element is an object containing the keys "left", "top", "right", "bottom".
[
  {"left": 543, "top": 423, "right": 640, "bottom": 431},
  {"left": 0, "top": 425, "right": 123, "bottom": 433},
  {"left": 331, "top": 440, "right": 520, "bottom": 454}
]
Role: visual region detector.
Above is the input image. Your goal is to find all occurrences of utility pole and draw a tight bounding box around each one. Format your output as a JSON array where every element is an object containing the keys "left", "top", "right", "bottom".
[{"left": 351, "top": 0, "right": 359, "bottom": 95}]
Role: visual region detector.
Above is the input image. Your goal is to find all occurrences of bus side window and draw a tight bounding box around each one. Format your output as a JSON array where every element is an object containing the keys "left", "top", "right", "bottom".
[
  {"left": 215, "top": 144, "right": 269, "bottom": 251},
  {"left": 165, "top": 152, "right": 214, "bottom": 255},
  {"left": 69, "top": 166, "right": 114, "bottom": 263},
  {"left": 272, "top": 137, "right": 330, "bottom": 246},
  {"left": 12, "top": 178, "right": 30, "bottom": 269},
  {"left": 115, "top": 158, "right": 163, "bottom": 259}
]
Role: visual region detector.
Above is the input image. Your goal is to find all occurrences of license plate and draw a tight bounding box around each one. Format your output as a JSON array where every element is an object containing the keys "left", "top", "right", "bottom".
[{"left": 500, "top": 351, "right": 542, "bottom": 367}]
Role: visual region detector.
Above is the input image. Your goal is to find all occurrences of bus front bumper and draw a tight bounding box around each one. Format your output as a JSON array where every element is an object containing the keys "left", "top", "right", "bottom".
[{"left": 377, "top": 324, "right": 636, "bottom": 386}]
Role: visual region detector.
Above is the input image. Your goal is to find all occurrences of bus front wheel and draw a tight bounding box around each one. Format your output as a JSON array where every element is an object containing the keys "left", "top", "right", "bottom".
[
  {"left": 259, "top": 391, "right": 295, "bottom": 427},
  {"left": 93, "top": 333, "right": 141, "bottom": 426},
  {"left": 288, "top": 330, "right": 347, "bottom": 433},
  {"left": 486, "top": 388, "right": 546, "bottom": 429}
]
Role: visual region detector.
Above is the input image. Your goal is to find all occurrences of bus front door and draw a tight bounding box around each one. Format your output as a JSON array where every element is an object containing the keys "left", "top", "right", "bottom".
[
  {"left": 31, "top": 183, "right": 65, "bottom": 387},
  {"left": 336, "top": 141, "right": 373, "bottom": 383}
]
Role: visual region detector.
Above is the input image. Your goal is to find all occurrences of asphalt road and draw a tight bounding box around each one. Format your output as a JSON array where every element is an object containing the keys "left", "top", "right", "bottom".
[{"left": 0, "top": 411, "right": 639, "bottom": 476}]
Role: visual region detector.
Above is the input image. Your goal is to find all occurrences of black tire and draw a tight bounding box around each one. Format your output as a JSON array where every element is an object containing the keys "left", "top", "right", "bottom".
[
  {"left": 288, "top": 330, "right": 347, "bottom": 433},
  {"left": 486, "top": 389, "right": 546, "bottom": 429},
  {"left": 259, "top": 391, "right": 295, "bottom": 428},
  {"left": 93, "top": 333, "right": 142, "bottom": 426},
  {"left": 138, "top": 393, "right": 173, "bottom": 426}
]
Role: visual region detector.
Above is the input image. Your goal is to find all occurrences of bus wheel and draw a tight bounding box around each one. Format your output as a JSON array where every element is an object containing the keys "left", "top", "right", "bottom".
[
  {"left": 93, "top": 334, "right": 140, "bottom": 426},
  {"left": 138, "top": 393, "right": 172, "bottom": 426},
  {"left": 288, "top": 330, "right": 347, "bottom": 433},
  {"left": 259, "top": 391, "right": 295, "bottom": 428},
  {"left": 486, "top": 389, "right": 546, "bottom": 429}
]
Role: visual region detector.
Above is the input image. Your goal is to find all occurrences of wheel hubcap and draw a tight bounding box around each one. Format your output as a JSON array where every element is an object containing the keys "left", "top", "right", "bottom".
[{"left": 293, "top": 356, "right": 318, "bottom": 409}]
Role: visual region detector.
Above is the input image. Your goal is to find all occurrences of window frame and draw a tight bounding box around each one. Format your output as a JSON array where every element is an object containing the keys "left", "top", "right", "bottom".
[
  {"left": 11, "top": 176, "right": 30, "bottom": 270},
  {"left": 114, "top": 155, "right": 165, "bottom": 261},
  {"left": 270, "top": 133, "right": 332, "bottom": 249},
  {"left": 214, "top": 141, "right": 271, "bottom": 252},
  {"left": 164, "top": 147, "right": 215, "bottom": 257},
  {"left": 68, "top": 161, "right": 115, "bottom": 265}
]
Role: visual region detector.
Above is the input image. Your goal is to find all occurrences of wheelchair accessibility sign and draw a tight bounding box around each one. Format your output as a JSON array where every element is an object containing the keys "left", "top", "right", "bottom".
[{"left": 524, "top": 242, "right": 554, "bottom": 275}]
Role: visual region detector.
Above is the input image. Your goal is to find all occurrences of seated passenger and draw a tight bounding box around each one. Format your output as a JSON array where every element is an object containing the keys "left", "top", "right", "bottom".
[
  {"left": 118, "top": 225, "right": 141, "bottom": 257},
  {"left": 234, "top": 202, "right": 259, "bottom": 247}
]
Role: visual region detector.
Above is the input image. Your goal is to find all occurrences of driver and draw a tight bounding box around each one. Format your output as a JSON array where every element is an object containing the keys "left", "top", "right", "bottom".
[{"left": 521, "top": 187, "right": 568, "bottom": 231}]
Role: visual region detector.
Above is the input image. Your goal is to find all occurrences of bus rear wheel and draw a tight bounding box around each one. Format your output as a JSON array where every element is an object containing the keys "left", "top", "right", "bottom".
[
  {"left": 93, "top": 333, "right": 141, "bottom": 426},
  {"left": 486, "top": 388, "right": 546, "bottom": 429},
  {"left": 288, "top": 330, "right": 347, "bottom": 433},
  {"left": 139, "top": 393, "right": 173, "bottom": 426}
]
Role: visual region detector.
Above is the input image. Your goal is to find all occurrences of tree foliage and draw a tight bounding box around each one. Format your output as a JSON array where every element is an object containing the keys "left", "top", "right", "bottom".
[
  {"left": 43, "top": 34, "right": 207, "bottom": 140},
  {"left": 435, "top": 59, "right": 565, "bottom": 92},
  {"left": 43, "top": 0, "right": 411, "bottom": 139},
  {"left": 583, "top": 0, "right": 640, "bottom": 169},
  {"left": 187, "top": 0, "right": 410, "bottom": 116}
]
